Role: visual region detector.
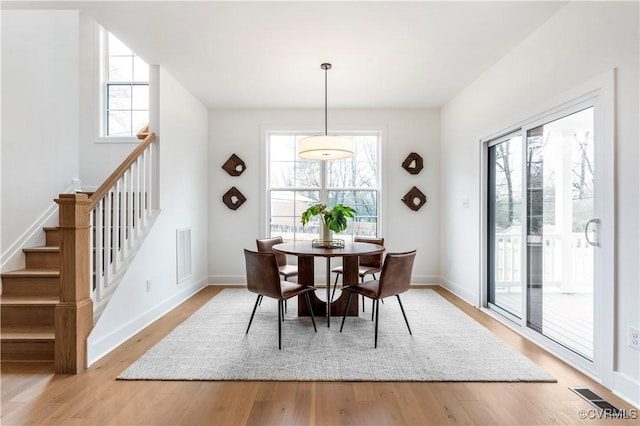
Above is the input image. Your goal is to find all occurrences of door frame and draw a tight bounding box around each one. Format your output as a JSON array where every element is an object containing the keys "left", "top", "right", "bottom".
[{"left": 479, "top": 70, "right": 615, "bottom": 386}]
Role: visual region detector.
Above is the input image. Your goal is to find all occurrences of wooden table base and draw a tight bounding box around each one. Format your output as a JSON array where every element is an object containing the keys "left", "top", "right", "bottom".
[{"left": 296, "top": 255, "right": 360, "bottom": 320}]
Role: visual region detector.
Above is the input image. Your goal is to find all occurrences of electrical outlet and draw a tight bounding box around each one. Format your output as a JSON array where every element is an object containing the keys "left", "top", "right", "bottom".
[
  {"left": 146, "top": 280, "right": 152, "bottom": 292},
  {"left": 629, "top": 326, "right": 640, "bottom": 350}
]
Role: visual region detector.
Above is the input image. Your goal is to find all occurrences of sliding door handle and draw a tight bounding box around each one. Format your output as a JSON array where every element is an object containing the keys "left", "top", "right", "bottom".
[{"left": 585, "top": 218, "right": 600, "bottom": 247}]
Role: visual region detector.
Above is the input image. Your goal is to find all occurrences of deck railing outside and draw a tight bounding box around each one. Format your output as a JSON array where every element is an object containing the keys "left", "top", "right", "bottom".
[{"left": 494, "top": 232, "right": 594, "bottom": 292}]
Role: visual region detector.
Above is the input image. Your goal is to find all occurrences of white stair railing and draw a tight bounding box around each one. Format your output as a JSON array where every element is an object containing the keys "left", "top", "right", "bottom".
[{"left": 88, "top": 128, "right": 159, "bottom": 319}]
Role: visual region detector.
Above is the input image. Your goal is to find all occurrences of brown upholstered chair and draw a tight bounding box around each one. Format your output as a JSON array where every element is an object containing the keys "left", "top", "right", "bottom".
[
  {"left": 331, "top": 237, "right": 384, "bottom": 309},
  {"left": 256, "top": 236, "right": 298, "bottom": 281},
  {"left": 257, "top": 236, "right": 298, "bottom": 313},
  {"left": 244, "top": 249, "right": 316, "bottom": 349},
  {"left": 339, "top": 250, "right": 416, "bottom": 348}
]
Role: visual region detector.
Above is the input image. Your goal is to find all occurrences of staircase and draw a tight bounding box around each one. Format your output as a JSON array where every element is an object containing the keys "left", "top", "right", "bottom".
[
  {"left": 1, "top": 127, "right": 158, "bottom": 372},
  {"left": 1, "top": 227, "right": 60, "bottom": 361}
]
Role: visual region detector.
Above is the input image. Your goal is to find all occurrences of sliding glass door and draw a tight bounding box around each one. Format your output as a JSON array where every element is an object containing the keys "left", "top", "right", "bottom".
[
  {"left": 488, "top": 132, "right": 523, "bottom": 320},
  {"left": 487, "top": 105, "right": 598, "bottom": 363},
  {"left": 525, "top": 107, "right": 595, "bottom": 360}
]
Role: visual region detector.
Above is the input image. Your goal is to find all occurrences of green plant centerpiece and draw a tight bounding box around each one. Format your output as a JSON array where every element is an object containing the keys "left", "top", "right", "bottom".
[{"left": 301, "top": 203, "right": 356, "bottom": 248}]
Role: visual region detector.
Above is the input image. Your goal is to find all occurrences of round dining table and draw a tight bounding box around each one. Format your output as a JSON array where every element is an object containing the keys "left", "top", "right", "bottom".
[{"left": 273, "top": 241, "right": 385, "bottom": 327}]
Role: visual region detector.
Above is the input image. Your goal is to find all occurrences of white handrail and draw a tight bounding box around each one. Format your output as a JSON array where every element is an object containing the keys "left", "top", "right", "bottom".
[{"left": 89, "top": 134, "right": 159, "bottom": 312}]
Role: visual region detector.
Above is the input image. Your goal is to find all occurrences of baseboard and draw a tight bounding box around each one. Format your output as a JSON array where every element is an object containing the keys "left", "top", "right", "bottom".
[
  {"left": 613, "top": 371, "right": 640, "bottom": 409},
  {"left": 438, "top": 275, "right": 477, "bottom": 306},
  {"left": 410, "top": 274, "right": 440, "bottom": 284},
  {"left": 87, "top": 276, "right": 208, "bottom": 366},
  {"left": 208, "top": 275, "right": 246, "bottom": 285},
  {"left": 208, "top": 274, "right": 440, "bottom": 286}
]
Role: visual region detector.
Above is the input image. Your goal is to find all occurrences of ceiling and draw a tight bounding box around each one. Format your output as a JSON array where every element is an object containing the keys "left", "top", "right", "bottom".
[{"left": 4, "top": 1, "right": 567, "bottom": 109}]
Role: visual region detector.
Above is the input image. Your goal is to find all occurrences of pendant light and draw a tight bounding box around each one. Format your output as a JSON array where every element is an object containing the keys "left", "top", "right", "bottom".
[{"left": 297, "top": 63, "right": 354, "bottom": 160}]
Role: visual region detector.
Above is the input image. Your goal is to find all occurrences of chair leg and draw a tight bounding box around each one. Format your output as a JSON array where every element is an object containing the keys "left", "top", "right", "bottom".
[
  {"left": 246, "top": 295, "right": 261, "bottom": 334},
  {"left": 278, "top": 300, "right": 283, "bottom": 350},
  {"left": 304, "top": 293, "right": 317, "bottom": 332},
  {"left": 371, "top": 298, "right": 375, "bottom": 321},
  {"left": 258, "top": 294, "right": 263, "bottom": 306},
  {"left": 374, "top": 299, "right": 380, "bottom": 348},
  {"left": 340, "top": 291, "right": 353, "bottom": 332},
  {"left": 396, "top": 295, "right": 412, "bottom": 335},
  {"left": 331, "top": 272, "right": 340, "bottom": 301}
]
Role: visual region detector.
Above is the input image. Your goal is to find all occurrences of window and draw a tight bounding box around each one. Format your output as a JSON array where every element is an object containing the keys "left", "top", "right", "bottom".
[
  {"left": 267, "top": 133, "right": 380, "bottom": 242},
  {"left": 100, "top": 29, "right": 149, "bottom": 138}
]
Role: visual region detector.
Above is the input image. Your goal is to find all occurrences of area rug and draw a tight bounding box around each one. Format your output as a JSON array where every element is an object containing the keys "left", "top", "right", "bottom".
[{"left": 118, "top": 289, "right": 555, "bottom": 382}]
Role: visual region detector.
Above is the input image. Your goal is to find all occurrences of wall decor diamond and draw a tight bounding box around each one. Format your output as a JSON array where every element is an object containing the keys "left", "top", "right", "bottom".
[
  {"left": 222, "top": 154, "right": 246, "bottom": 176},
  {"left": 402, "top": 152, "right": 424, "bottom": 174},
  {"left": 223, "top": 187, "right": 246, "bottom": 210},
  {"left": 402, "top": 186, "right": 427, "bottom": 211}
]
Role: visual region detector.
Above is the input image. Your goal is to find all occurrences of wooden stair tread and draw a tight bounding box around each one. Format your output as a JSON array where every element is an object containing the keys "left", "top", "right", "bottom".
[
  {"left": 1, "top": 268, "right": 59, "bottom": 278},
  {"left": 22, "top": 246, "right": 59, "bottom": 253},
  {"left": 0, "top": 296, "right": 59, "bottom": 305},
  {"left": 1, "top": 328, "right": 55, "bottom": 340},
  {"left": 43, "top": 227, "right": 58, "bottom": 231}
]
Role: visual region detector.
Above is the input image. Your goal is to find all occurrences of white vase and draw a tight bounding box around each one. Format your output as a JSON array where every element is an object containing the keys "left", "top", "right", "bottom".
[{"left": 321, "top": 221, "right": 331, "bottom": 242}]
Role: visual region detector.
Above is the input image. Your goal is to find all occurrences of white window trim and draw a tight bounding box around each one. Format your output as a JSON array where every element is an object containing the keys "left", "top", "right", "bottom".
[
  {"left": 260, "top": 125, "right": 387, "bottom": 240},
  {"left": 94, "top": 26, "right": 146, "bottom": 144}
]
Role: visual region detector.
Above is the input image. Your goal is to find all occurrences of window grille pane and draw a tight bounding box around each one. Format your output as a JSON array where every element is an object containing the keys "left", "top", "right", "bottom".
[
  {"left": 107, "top": 85, "right": 132, "bottom": 109},
  {"left": 132, "top": 85, "right": 149, "bottom": 109},
  {"left": 132, "top": 111, "right": 149, "bottom": 135},
  {"left": 108, "top": 111, "right": 131, "bottom": 136},
  {"left": 109, "top": 56, "right": 133, "bottom": 82},
  {"left": 270, "top": 190, "right": 319, "bottom": 241},
  {"left": 328, "top": 190, "right": 378, "bottom": 237},
  {"left": 270, "top": 135, "right": 296, "bottom": 161},
  {"left": 295, "top": 160, "right": 320, "bottom": 188},
  {"left": 327, "top": 135, "right": 377, "bottom": 188},
  {"left": 270, "top": 162, "right": 295, "bottom": 187}
]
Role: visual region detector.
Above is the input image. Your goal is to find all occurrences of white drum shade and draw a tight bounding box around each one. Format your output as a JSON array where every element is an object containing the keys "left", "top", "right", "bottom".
[{"left": 297, "top": 135, "right": 355, "bottom": 160}]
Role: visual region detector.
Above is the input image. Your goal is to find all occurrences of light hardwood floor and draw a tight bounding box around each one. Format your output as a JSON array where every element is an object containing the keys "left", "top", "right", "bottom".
[{"left": 1, "top": 285, "right": 636, "bottom": 425}]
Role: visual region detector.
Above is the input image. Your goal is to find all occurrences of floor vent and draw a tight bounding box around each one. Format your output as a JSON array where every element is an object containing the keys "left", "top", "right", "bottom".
[{"left": 570, "top": 387, "right": 623, "bottom": 416}]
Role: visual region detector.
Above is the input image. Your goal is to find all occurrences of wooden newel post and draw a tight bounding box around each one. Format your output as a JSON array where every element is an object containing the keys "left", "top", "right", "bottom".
[{"left": 54, "top": 193, "right": 94, "bottom": 374}]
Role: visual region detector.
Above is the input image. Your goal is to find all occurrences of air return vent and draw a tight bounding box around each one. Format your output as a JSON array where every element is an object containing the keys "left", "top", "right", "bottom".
[
  {"left": 176, "top": 228, "right": 192, "bottom": 283},
  {"left": 570, "top": 387, "right": 625, "bottom": 417}
]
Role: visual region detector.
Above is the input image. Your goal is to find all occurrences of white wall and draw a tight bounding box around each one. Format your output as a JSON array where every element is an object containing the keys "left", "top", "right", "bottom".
[
  {"left": 1, "top": 10, "right": 80, "bottom": 271},
  {"left": 208, "top": 108, "right": 440, "bottom": 284},
  {"left": 87, "top": 68, "right": 209, "bottom": 363},
  {"left": 440, "top": 2, "right": 638, "bottom": 404}
]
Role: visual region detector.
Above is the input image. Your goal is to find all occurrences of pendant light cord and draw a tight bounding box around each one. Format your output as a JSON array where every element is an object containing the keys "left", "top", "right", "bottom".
[
  {"left": 321, "top": 63, "right": 331, "bottom": 136},
  {"left": 324, "top": 66, "right": 328, "bottom": 136}
]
